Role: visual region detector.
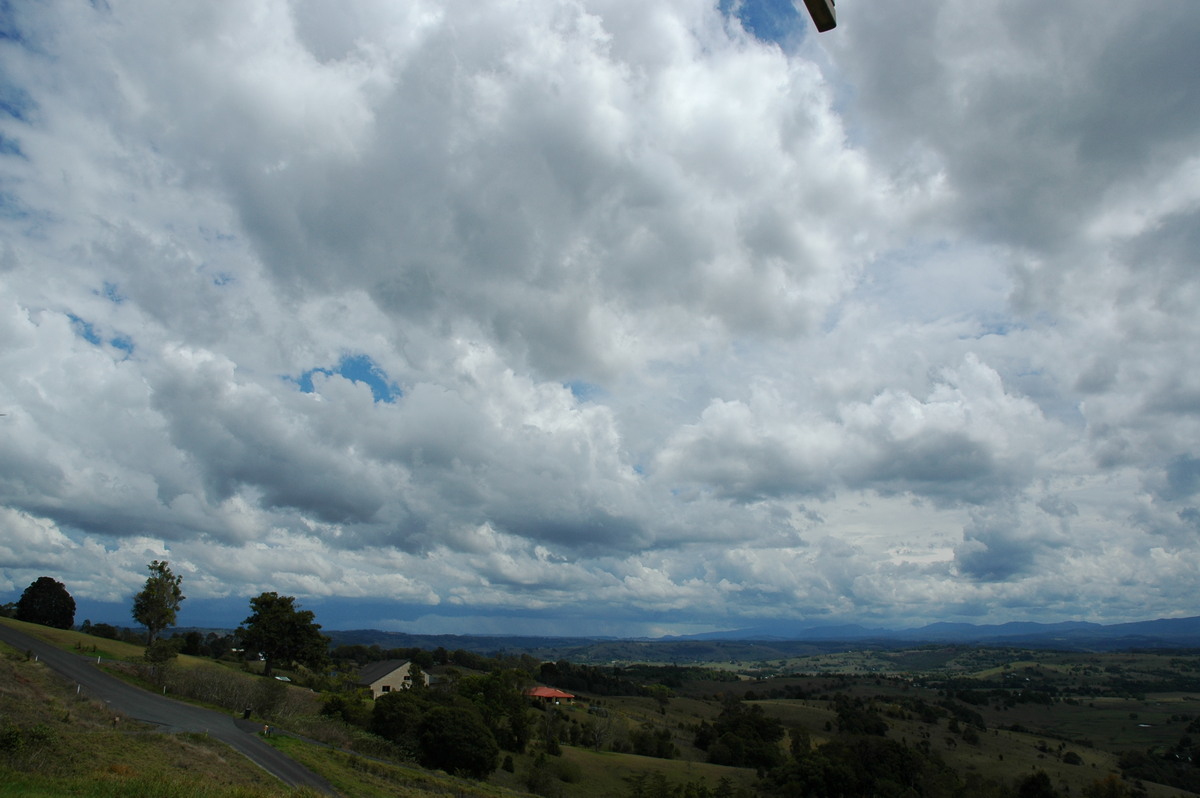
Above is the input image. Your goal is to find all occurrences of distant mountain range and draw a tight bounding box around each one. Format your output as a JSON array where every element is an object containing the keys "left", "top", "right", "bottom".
[
  {"left": 320, "top": 615, "right": 1200, "bottom": 661},
  {"left": 671, "top": 615, "right": 1200, "bottom": 648}
]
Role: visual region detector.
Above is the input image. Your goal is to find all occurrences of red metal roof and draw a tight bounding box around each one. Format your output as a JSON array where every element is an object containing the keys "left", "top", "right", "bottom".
[{"left": 525, "top": 686, "right": 575, "bottom": 699}]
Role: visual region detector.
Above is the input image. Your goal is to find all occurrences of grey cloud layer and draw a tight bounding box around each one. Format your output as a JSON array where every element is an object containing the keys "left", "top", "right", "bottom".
[{"left": 1, "top": 0, "right": 1198, "bottom": 634}]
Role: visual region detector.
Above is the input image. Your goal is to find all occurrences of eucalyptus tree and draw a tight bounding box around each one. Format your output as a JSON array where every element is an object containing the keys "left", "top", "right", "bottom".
[{"left": 131, "top": 560, "right": 185, "bottom": 645}]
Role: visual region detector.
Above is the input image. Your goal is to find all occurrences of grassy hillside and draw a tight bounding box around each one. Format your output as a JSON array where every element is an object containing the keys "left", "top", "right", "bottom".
[
  {"left": 0, "top": 618, "right": 527, "bottom": 798},
  {"left": 0, "top": 632, "right": 306, "bottom": 797}
]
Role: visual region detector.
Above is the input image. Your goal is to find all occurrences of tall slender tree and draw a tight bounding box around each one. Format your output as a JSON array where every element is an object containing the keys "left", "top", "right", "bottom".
[
  {"left": 131, "top": 560, "right": 185, "bottom": 645},
  {"left": 16, "top": 576, "right": 76, "bottom": 629}
]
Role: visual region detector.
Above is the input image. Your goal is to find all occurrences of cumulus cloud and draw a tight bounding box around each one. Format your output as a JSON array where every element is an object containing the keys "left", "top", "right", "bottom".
[
  {"left": 2, "top": 0, "right": 1199, "bottom": 634},
  {"left": 656, "top": 353, "right": 1050, "bottom": 506}
]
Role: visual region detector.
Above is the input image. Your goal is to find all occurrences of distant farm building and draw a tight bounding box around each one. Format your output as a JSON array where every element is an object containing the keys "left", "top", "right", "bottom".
[
  {"left": 357, "top": 660, "right": 428, "bottom": 699},
  {"left": 525, "top": 686, "right": 575, "bottom": 704}
]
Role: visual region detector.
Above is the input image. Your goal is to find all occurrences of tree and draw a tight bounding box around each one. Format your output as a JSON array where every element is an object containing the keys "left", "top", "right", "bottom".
[
  {"left": 371, "top": 688, "right": 433, "bottom": 759},
  {"left": 89, "top": 622, "right": 120, "bottom": 640},
  {"left": 238, "top": 592, "right": 328, "bottom": 678},
  {"left": 701, "top": 700, "right": 785, "bottom": 769},
  {"left": 178, "top": 630, "right": 204, "bottom": 656},
  {"left": 417, "top": 705, "right": 500, "bottom": 779},
  {"left": 131, "top": 560, "right": 185, "bottom": 645},
  {"left": 456, "top": 669, "right": 533, "bottom": 752},
  {"left": 16, "top": 576, "right": 75, "bottom": 629}
]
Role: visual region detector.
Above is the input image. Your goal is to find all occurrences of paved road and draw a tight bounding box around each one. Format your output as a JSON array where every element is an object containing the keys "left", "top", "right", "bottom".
[{"left": 0, "top": 622, "right": 337, "bottom": 795}]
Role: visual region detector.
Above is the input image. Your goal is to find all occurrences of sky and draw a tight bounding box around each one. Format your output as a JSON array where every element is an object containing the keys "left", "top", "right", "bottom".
[{"left": 1, "top": 0, "right": 1199, "bottom": 638}]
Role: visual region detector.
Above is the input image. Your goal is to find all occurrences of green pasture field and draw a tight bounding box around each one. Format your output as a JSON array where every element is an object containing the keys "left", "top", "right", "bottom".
[
  {"left": 554, "top": 745, "right": 755, "bottom": 797},
  {"left": 0, "top": 615, "right": 148, "bottom": 662},
  {"left": 984, "top": 694, "right": 1196, "bottom": 750},
  {"left": 486, "top": 744, "right": 757, "bottom": 798}
]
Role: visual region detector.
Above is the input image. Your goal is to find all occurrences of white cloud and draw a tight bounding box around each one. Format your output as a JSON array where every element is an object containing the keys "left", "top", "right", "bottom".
[{"left": 2, "top": 0, "right": 1199, "bottom": 634}]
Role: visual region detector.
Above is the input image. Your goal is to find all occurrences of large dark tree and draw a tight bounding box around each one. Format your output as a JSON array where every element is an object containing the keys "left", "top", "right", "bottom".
[
  {"left": 417, "top": 706, "right": 500, "bottom": 779},
  {"left": 370, "top": 688, "right": 434, "bottom": 759},
  {"left": 131, "top": 560, "right": 185, "bottom": 645},
  {"left": 16, "top": 576, "right": 76, "bottom": 629},
  {"left": 238, "top": 592, "right": 328, "bottom": 678},
  {"left": 456, "top": 669, "right": 533, "bottom": 752}
]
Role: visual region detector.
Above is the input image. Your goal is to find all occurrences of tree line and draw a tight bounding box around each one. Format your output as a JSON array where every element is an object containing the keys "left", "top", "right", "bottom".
[{"left": 3, "top": 565, "right": 329, "bottom": 680}]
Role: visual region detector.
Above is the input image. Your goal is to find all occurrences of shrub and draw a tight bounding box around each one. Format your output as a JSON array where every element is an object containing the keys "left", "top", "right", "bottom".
[{"left": 0, "top": 724, "right": 24, "bottom": 754}]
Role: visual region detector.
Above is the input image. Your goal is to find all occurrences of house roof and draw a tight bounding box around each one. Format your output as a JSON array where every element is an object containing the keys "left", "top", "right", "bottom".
[
  {"left": 525, "top": 686, "right": 575, "bottom": 699},
  {"left": 356, "top": 659, "right": 412, "bottom": 685}
]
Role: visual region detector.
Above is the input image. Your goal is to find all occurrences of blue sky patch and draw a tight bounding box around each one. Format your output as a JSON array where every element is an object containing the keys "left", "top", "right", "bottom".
[
  {"left": 290, "top": 354, "right": 400, "bottom": 403},
  {"left": 0, "top": 83, "right": 33, "bottom": 122},
  {"left": 0, "top": 0, "right": 21, "bottom": 45},
  {"left": 0, "top": 132, "right": 23, "bottom": 158},
  {"left": 101, "top": 281, "right": 124, "bottom": 304},
  {"left": 565, "top": 380, "right": 604, "bottom": 402},
  {"left": 0, "top": 190, "right": 28, "bottom": 219},
  {"left": 67, "top": 312, "right": 133, "bottom": 354},
  {"left": 720, "top": 0, "right": 806, "bottom": 46},
  {"left": 67, "top": 313, "right": 101, "bottom": 345},
  {"left": 199, "top": 226, "right": 237, "bottom": 244}
]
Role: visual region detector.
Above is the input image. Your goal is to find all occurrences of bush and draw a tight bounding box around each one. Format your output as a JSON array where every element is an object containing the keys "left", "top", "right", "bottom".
[
  {"left": 552, "top": 757, "right": 582, "bottom": 783},
  {"left": 0, "top": 723, "right": 56, "bottom": 763},
  {"left": 0, "top": 724, "right": 24, "bottom": 754},
  {"left": 320, "top": 693, "right": 371, "bottom": 728},
  {"left": 1017, "top": 770, "right": 1058, "bottom": 798},
  {"left": 524, "top": 752, "right": 580, "bottom": 796},
  {"left": 144, "top": 639, "right": 180, "bottom": 667}
]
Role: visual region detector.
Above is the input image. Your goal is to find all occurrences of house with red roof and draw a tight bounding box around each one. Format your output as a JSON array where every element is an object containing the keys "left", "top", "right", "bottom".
[{"left": 524, "top": 686, "right": 575, "bottom": 704}]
